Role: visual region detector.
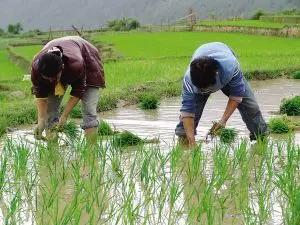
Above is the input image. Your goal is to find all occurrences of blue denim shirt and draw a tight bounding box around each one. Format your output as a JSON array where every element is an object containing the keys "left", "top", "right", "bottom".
[{"left": 181, "top": 42, "right": 245, "bottom": 116}]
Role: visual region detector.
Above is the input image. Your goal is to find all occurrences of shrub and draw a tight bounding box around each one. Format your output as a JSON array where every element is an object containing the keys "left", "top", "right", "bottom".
[
  {"left": 0, "top": 28, "right": 4, "bottom": 36},
  {"left": 7, "top": 22, "right": 23, "bottom": 34},
  {"left": 251, "top": 9, "right": 266, "bottom": 20},
  {"left": 107, "top": 18, "right": 140, "bottom": 31},
  {"left": 280, "top": 96, "right": 300, "bottom": 116},
  {"left": 293, "top": 71, "right": 300, "bottom": 79},
  {"left": 268, "top": 116, "right": 293, "bottom": 134},
  {"left": 98, "top": 120, "right": 114, "bottom": 136},
  {"left": 138, "top": 94, "right": 160, "bottom": 110},
  {"left": 113, "top": 131, "right": 143, "bottom": 147},
  {"left": 217, "top": 128, "right": 237, "bottom": 144}
]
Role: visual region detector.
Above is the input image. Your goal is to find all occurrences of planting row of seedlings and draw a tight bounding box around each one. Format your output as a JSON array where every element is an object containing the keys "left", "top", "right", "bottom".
[{"left": 0, "top": 131, "right": 299, "bottom": 224}]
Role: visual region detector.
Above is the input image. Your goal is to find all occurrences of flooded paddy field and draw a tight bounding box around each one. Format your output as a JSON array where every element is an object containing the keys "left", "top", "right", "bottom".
[{"left": 1, "top": 79, "right": 300, "bottom": 224}]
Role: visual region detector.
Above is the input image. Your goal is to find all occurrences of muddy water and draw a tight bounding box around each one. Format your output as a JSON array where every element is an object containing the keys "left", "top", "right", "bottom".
[
  {"left": 101, "top": 79, "right": 300, "bottom": 144},
  {"left": 2, "top": 79, "right": 300, "bottom": 225}
]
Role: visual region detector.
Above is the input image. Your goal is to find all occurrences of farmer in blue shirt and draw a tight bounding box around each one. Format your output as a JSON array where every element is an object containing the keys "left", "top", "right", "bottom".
[{"left": 175, "top": 42, "right": 268, "bottom": 146}]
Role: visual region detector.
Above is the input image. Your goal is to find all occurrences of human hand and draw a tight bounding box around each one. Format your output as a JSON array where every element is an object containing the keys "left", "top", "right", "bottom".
[
  {"left": 34, "top": 123, "right": 45, "bottom": 140},
  {"left": 57, "top": 115, "right": 67, "bottom": 130},
  {"left": 208, "top": 121, "right": 226, "bottom": 137}
]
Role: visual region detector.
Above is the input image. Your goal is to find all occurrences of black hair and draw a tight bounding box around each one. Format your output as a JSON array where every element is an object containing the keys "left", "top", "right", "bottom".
[
  {"left": 38, "top": 52, "right": 63, "bottom": 77},
  {"left": 190, "top": 56, "right": 218, "bottom": 89}
]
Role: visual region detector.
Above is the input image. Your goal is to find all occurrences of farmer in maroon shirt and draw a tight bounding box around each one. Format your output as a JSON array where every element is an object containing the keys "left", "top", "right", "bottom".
[{"left": 31, "top": 36, "right": 105, "bottom": 141}]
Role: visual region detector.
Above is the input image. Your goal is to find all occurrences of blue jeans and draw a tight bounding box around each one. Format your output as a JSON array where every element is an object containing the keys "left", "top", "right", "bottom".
[
  {"left": 47, "top": 87, "right": 100, "bottom": 130},
  {"left": 175, "top": 78, "right": 268, "bottom": 137}
]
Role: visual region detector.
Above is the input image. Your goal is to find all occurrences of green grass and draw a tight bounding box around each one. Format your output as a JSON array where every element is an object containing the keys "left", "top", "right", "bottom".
[
  {"left": 199, "top": 19, "right": 286, "bottom": 29},
  {"left": 0, "top": 50, "right": 25, "bottom": 80},
  {"left": 9, "top": 45, "right": 42, "bottom": 62}
]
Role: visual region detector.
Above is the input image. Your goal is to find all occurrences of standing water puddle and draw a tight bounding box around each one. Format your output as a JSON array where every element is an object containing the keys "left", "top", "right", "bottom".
[{"left": 1, "top": 79, "right": 300, "bottom": 225}]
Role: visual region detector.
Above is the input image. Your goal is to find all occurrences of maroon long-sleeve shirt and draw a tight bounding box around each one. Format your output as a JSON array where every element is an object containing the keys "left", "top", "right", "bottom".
[{"left": 31, "top": 36, "right": 105, "bottom": 99}]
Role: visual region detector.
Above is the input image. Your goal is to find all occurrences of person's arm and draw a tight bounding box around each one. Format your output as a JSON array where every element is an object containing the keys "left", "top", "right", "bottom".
[
  {"left": 34, "top": 98, "right": 48, "bottom": 139},
  {"left": 180, "top": 76, "right": 197, "bottom": 146},
  {"left": 182, "top": 117, "right": 196, "bottom": 146},
  {"left": 220, "top": 98, "right": 239, "bottom": 125},
  {"left": 58, "top": 96, "right": 80, "bottom": 125}
]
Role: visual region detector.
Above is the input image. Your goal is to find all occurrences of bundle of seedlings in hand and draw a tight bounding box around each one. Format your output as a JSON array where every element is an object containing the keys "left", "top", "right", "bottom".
[
  {"left": 268, "top": 116, "right": 294, "bottom": 134},
  {"left": 217, "top": 127, "right": 238, "bottom": 144},
  {"left": 70, "top": 105, "right": 82, "bottom": 118},
  {"left": 63, "top": 121, "right": 80, "bottom": 139},
  {"left": 98, "top": 120, "right": 115, "bottom": 136},
  {"left": 138, "top": 93, "right": 160, "bottom": 110},
  {"left": 280, "top": 96, "right": 300, "bottom": 116}
]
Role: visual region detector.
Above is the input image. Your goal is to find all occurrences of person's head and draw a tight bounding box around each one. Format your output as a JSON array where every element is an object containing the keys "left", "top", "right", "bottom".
[
  {"left": 190, "top": 56, "right": 218, "bottom": 89},
  {"left": 38, "top": 50, "right": 63, "bottom": 83}
]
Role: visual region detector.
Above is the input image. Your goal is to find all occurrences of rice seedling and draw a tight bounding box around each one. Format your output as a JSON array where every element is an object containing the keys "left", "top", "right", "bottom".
[
  {"left": 98, "top": 120, "right": 114, "bottom": 136},
  {"left": 70, "top": 105, "right": 82, "bottom": 118},
  {"left": 112, "top": 130, "right": 144, "bottom": 147},
  {"left": 268, "top": 116, "right": 294, "bottom": 133},
  {"left": 292, "top": 70, "right": 300, "bottom": 79},
  {"left": 138, "top": 93, "right": 160, "bottom": 110},
  {"left": 280, "top": 96, "right": 300, "bottom": 116},
  {"left": 62, "top": 121, "right": 80, "bottom": 140},
  {"left": 217, "top": 127, "right": 238, "bottom": 144}
]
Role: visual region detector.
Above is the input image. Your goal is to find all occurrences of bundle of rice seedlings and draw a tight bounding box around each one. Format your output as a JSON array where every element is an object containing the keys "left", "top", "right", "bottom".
[
  {"left": 217, "top": 127, "right": 238, "bottom": 144},
  {"left": 138, "top": 93, "right": 160, "bottom": 110},
  {"left": 113, "top": 131, "right": 144, "bottom": 147},
  {"left": 98, "top": 120, "right": 114, "bottom": 136},
  {"left": 280, "top": 96, "right": 300, "bottom": 116},
  {"left": 268, "top": 116, "right": 294, "bottom": 134},
  {"left": 62, "top": 121, "right": 80, "bottom": 140}
]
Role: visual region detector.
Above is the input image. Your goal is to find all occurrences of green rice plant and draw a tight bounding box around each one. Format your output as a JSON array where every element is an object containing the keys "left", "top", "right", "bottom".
[
  {"left": 292, "top": 71, "right": 300, "bottom": 79},
  {"left": 98, "top": 120, "right": 114, "bottom": 136},
  {"left": 113, "top": 130, "right": 143, "bottom": 147},
  {"left": 63, "top": 121, "right": 80, "bottom": 140},
  {"left": 70, "top": 105, "right": 82, "bottom": 118},
  {"left": 280, "top": 96, "right": 300, "bottom": 116},
  {"left": 138, "top": 93, "right": 160, "bottom": 110},
  {"left": 217, "top": 127, "right": 238, "bottom": 144},
  {"left": 268, "top": 116, "right": 294, "bottom": 133}
]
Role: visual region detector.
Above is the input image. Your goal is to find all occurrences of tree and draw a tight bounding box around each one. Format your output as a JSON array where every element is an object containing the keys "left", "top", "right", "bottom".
[
  {"left": 251, "top": 9, "right": 266, "bottom": 20},
  {"left": 0, "top": 28, "right": 4, "bottom": 36},
  {"left": 7, "top": 22, "right": 23, "bottom": 34},
  {"left": 106, "top": 18, "right": 140, "bottom": 31}
]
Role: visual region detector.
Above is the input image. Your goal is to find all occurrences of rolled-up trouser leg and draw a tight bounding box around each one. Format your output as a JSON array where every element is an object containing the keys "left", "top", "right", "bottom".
[
  {"left": 175, "top": 94, "right": 210, "bottom": 137},
  {"left": 47, "top": 95, "right": 63, "bottom": 129},
  {"left": 221, "top": 78, "right": 268, "bottom": 137},
  {"left": 81, "top": 87, "right": 100, "bottom": 130}
]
